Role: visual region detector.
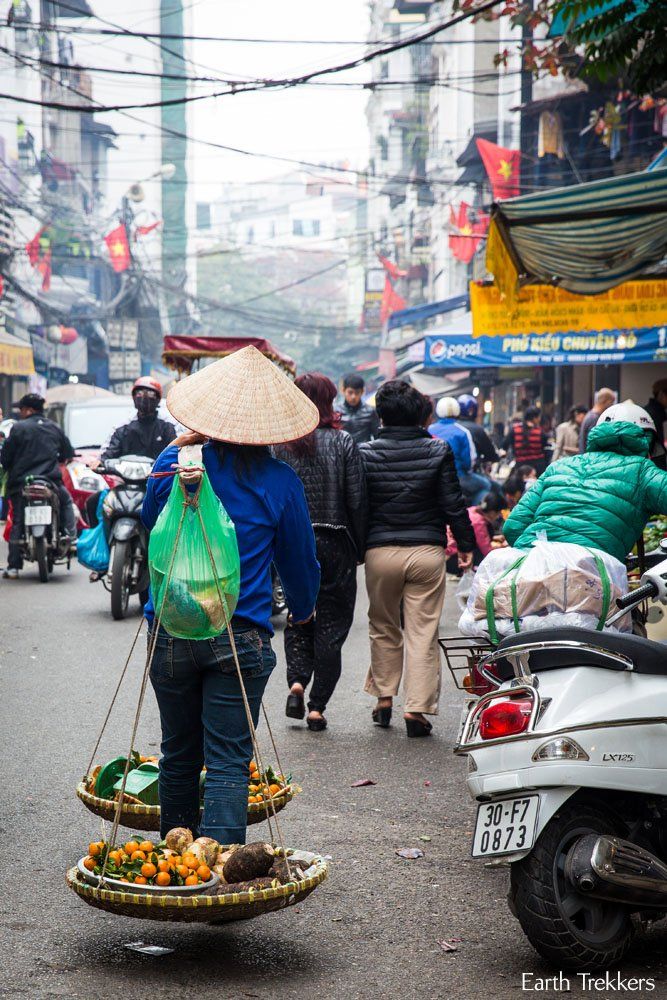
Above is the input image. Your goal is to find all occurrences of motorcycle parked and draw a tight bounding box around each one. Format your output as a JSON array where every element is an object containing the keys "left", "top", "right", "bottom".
[
  {"left": 96, "top": 455, "right": 153, "bottom": 620},
  {"left": 453, "top": 543, "right": 667, "bottom": 971},
  {"left": 20, "top": 476, "right": 72, "bottom": 582}
]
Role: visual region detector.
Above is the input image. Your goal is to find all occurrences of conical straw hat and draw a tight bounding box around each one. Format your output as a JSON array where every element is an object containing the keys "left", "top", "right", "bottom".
[{"left": 166, "top": 345, "right": 319, "bottom": 445}]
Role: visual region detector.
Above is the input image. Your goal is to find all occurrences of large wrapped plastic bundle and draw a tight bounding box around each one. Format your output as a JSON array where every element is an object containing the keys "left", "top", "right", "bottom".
[{"left": 458, "top": 539, "right": 631, "bottom": 641}]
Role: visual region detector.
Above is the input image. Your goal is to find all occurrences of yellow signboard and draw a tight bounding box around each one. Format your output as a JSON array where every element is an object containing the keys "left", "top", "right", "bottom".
[
  {"left": 471, "top": 280, "right": 667, "bottom": 338},
  {"left": 0, "top": 336, "right": 35, "bottom": 376}
]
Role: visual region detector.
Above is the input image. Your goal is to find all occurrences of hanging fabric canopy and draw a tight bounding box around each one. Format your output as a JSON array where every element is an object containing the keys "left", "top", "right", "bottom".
[{"left": 486, "top": 168, "right": 667, "bottom": 306}]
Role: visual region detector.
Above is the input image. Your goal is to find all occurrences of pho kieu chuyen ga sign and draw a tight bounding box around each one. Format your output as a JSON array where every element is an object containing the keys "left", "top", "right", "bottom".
[{"left": 424, "top": 280, "right": 667, "bottom": 369}]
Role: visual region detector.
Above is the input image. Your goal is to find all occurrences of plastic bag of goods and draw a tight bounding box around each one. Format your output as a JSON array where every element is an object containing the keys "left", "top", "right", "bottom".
[
  {"left": 458, "top": 539, "right": 631, "bottom": 641},
  {"left": 77, "top": 490, "right": 111, "bottom": 572},
  {"left": 148, "top": 470, "right": 241, "bottom": 640}
]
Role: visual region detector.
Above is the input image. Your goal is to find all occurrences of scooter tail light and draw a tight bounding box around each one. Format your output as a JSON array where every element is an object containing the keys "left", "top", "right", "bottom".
[{"left": 479, "top": 698, "right": 532, "bottom": 739}]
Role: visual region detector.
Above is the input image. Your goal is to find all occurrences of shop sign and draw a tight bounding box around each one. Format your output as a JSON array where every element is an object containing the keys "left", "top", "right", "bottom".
[
  {"left": 471, "top": 280, "right": 667, "bottom": 338},
  {"left": 0, "top": 339, "right": 35, "bottom": 376},
  {"left": 425, "top": 326, "right": 667, "bottom": 370}
]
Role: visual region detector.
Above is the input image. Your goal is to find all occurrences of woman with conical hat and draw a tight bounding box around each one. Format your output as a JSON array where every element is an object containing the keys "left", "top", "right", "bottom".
[{"left": 142, "top": 346, "right": 320, "bottom": 845}]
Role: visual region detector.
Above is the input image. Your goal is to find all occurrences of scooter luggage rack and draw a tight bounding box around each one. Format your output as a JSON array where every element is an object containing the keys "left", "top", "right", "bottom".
[
  {"left": 439, "top": 635, "right": 494, "bottom": 694},
  {"left": 480, "top": 639, "right": 634, "bottom": 683}
]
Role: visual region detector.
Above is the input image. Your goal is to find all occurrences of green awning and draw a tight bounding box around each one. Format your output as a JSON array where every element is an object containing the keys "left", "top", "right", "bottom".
[{"left": 486, "top": 168, "right": 667, "bottom": 300}]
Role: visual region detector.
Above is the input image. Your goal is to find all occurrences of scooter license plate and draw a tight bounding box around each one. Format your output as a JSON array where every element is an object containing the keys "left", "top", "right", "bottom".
[
  {"left": 24, "top": 506, "right": 52, "bottom": 526},
  {"left": 472, "top": 795, "right": 539, "bottom": 858}
]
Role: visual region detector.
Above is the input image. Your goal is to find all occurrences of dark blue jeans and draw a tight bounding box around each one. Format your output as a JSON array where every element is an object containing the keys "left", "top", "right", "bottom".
[{"left": 148, "top": 624, "right": 276, "bottom": 844}]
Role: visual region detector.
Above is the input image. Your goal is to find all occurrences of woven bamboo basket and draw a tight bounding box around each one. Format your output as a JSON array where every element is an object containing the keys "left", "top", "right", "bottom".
[
  {"left": 76, "top": 781, "right": 297, "bottom": 832},
  {"left": 65, "top": 850, "right": 328, "bottom": 924}
]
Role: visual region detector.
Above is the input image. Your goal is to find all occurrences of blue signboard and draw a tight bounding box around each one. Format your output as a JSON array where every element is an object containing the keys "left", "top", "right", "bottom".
[{"left": 424, "top": 326, "right": 667, "bottom": 370}]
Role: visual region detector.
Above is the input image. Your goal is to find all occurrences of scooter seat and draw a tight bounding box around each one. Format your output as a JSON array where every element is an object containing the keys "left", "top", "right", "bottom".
[{"left": 495, "top": 627, "right": 667, "bottom": 677}]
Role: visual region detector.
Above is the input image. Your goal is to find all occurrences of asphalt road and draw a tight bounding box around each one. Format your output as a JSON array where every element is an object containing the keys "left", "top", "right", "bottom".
[{"left": 2, "top": 545, "right": 667, "bottom": 1000}]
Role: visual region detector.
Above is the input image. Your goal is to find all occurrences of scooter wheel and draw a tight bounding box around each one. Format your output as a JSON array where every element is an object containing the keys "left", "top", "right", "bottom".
[{"left": 510, "top": 799, "right": 634, "bottom": 971}]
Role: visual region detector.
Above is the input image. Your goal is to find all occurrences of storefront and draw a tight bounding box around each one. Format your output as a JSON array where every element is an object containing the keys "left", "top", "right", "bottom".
[
  {"left": 0, "top": 330, "right": 35, "bottom": 415},
  {"left": 455, "top": 279, "right": 667, "bottom": 423}
]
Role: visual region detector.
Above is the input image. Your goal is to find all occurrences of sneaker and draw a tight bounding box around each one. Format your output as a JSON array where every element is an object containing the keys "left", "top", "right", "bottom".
[{"left": 2, "top": 568, "right": 19, "bottom": 579}]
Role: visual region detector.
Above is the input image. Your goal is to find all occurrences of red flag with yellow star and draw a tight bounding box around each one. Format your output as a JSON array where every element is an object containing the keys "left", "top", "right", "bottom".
[
  {"left": 475, "top": 138, "right": 521, "bottom": 200},
  {"left": 104, "top": 223, "right": 131, "bottom": 272},
  {"left": 449, "top": 202, "right": 489, "bottom": 264}
]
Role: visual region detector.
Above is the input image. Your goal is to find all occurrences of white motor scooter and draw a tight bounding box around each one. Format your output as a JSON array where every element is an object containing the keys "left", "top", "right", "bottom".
[{"left": 454, "top": 544, "right": 667, "bottom": 971}]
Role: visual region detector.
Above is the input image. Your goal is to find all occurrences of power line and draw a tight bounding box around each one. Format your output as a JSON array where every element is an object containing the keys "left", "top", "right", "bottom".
[
  {"left": 0, "top": 0, "right": 502, "bottom": 113},
  {"left": 0, "top": 41, "right": 488, "bottom": 191},
  {"left": 10, "top": 24, "right": 521, "bottom": 46},
  {"left": 0, "top": 44, "right": 520, "bottom": 87}
]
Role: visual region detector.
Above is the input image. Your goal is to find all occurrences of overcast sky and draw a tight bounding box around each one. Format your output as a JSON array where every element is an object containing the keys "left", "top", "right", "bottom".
[{"left": 189, "top": 0, "right": 371, "bottom": 196}]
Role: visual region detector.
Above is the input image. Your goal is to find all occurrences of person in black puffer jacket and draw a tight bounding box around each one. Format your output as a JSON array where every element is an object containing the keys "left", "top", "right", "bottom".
[
  {"left": 274, "top": 372, "right": 367, "bottom": 731},
  {"left": 339, "top": 372, "right": 380, "bottom": 444},
  {"left": 360, "top": 380, "right": 474, "bottom": 738}
]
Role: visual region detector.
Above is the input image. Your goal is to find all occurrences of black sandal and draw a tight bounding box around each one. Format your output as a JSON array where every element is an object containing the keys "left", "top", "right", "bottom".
[
  {"left": 372, "top": 706, "right": 392, "bottom": 728},
  {"left": 307, "top": 715, "right": 327, "bottom": 732},
  {"left": 285, "top": 691, "right": 305, "bottom": 719},
  {"left": 405, "top": 717, "right": 432, "bottom": 738}
]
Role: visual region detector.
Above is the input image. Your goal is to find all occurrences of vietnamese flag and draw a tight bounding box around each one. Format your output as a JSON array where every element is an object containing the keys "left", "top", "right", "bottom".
[
  {"left": 377, "top": 254, "right": 407, "bottom": 281},
  {"left": 380, "top": 276, "right": 406, "bottom": 324},
  {"left": 37, "top": 248, "right": 52, "bottom": 292},
  {"left": 449, "top": 202, "right": 489, "bottom": 264},
  {"left": 476, "top": 138, "right": 521, "bottom": 200},
  {"left": 26, "top": 226, "right": 46, "bottom": 267},
  {"left": 135, "top": 219, "right": 162, "bottom": 240},
  {"left": 104, "top": 223, "right": 131, "bottom": 272}
]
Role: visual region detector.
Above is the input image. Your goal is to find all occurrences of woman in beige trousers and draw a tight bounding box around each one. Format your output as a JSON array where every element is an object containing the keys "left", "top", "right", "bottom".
[{"left": 359, "top": 381, "right": 474, "bottom": 737}]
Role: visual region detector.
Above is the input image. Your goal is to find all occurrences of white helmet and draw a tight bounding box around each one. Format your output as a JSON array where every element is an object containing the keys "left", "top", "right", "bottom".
[
  {"left": 436, "top": 396, "right": 460, "bottom": 419},
  {"left": 598, "top": 400, "right": 655, "bottom": 434}
]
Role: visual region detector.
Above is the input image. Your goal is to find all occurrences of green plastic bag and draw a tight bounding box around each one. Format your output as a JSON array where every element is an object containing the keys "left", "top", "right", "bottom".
[{"left": 148, "top": 471, "right": 240, "bottom": 640}]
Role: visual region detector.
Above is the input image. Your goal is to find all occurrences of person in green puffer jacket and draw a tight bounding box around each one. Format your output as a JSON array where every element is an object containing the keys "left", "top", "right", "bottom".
[{"left": 504, "top": 402, "right": 667, "bottom": 564}]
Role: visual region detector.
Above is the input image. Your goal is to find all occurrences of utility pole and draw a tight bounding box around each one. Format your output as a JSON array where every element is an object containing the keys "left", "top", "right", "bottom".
[
  {"left": 519, "top": 0, "right": 533, "bottom": 194},
  {"left": 160, "top": 0, "right": 188, "bottom": 338}
]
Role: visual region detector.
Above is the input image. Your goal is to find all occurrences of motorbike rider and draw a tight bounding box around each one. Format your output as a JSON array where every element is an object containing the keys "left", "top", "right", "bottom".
[
  {"left": 0, "top": 393, "right": 77, "bottom": 579},
  {"left": 430, "top": 397, "right": 490, "bottom": 505},
  {"left": 503, "top": 401, "right": 667, "bottom": 564},
  {"left": 100, "top": 377, "right": 176, "bottom": 462},
  {"left": 456, "top": 394, "right": 499, "bottom": 467}
]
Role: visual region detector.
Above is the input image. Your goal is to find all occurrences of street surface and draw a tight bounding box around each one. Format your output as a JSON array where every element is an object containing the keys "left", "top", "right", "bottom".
[{"left": 2, "top": 545, "right": 667, "bottom": 999}]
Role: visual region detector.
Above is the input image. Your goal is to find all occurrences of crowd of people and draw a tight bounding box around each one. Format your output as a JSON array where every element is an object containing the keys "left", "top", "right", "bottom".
[{"left": 2, "top": 354, "right": 667, "bottom": 846}]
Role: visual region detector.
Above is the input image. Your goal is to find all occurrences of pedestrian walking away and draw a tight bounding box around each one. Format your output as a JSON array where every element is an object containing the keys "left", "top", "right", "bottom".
[
  {"left": 552, "top": 405, "right": 587, "bottom": 461},
  {"left": 275, "top": 372, "right": 368, "bottom": 732},
  {"left": 502, "top": 405, "right": 550, "bottom": 476},
  {"left": 141, "top": 347, "right": 320, "bottom": 845},
  {"left": 339, "top": 372, "right": 380, "bottom": 444},
  {"left": 579, "top": 387, "right": 616, "bottom": 452},
  {"left": 360, "top": 380, "right": 474, "bottom": 738},
  {"left": 0, "top": 393, "right": 77, "bottom": 578}
]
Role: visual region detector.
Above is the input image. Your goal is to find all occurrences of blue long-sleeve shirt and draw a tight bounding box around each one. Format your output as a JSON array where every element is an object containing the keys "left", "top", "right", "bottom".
[{"left": 142, "top": 443, "right": 320, "bottom": 634}]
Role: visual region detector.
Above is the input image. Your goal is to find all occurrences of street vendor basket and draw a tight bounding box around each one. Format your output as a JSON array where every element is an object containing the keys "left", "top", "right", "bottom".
[
  {"left": 76, "top": 779, "right": 297, "bottom": 831},
  {"left": 66, "top": 849, "right": 328, "bottom": 924}
]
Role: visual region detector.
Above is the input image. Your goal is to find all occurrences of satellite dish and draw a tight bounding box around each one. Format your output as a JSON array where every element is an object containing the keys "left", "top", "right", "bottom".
[{"left": 127, "top": 183, "right": 145, "bottom": 203}]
